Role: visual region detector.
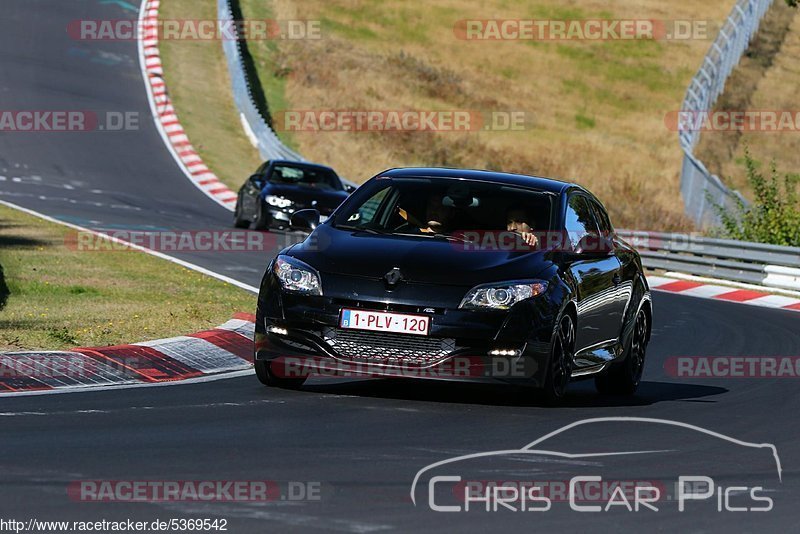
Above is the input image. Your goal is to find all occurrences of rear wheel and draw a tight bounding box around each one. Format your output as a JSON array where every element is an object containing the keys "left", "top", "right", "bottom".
[
  {"left": 254, "top": 360, "right": 306, "bottom": 389},
  {"left": 595, "top": 307, "right": 648, "bottom": 395},
  {"left": 542, "top": 313, "right": 575, "bottom": 405},
  {"left": 253, "top": 200, "right": 272, "bottom": 231},
  {"left": 233, "top": 195, "right": 249, "bottom": 228}
]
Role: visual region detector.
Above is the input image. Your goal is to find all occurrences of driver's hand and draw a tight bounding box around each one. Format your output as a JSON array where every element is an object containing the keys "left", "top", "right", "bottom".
[{"left": 519, "top": 231, "right": 537, "bottom": 247}]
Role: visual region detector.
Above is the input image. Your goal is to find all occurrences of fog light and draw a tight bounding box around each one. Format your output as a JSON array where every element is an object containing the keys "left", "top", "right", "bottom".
[
  {"left": 489, "top": 348, "right": 521, "bottom": 357},
  {"left": 268, "top": 326, "right": 288, "bottom": 336}
]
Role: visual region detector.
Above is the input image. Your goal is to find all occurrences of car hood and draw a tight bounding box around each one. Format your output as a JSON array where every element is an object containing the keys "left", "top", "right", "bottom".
[
  {"left": 262, "top": 183, "right": 348, "bottom": 211},
  {"left": 289, "top": 224, "right": 554, "bottom": 287}
]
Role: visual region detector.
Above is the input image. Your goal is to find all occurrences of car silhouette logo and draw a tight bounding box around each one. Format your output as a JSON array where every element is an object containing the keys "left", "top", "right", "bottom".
[{"left": 384, "top": 267, "right": 403, "bottom": 286}]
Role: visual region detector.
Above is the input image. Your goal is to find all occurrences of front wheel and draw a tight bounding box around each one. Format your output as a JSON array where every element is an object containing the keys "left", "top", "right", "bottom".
[
  {"left": 254, "top": 360, "right": 306, "bottom": 389},
  {"left": 542, "top": 313, "right": 575, "bottom": 405},
  {"left": 233, "top": 195, "right": 249, "bottom": 228},
  {"left": 253, "top": 200, "right": 272, "bottom": 231},
  {"left": 595, "top": 307, "right": 648, "bottom": 395}
]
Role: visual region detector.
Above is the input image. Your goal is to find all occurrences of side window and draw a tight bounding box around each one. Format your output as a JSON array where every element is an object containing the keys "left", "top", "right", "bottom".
[
  {"left": 565, "top": 195, "right": 600, "bottom": 249},
  {"left": 346, "top": 187, "right": 390, "bottom": 225},
  {"left": 588, "top": 198, "right": 613, "bottom": 236}
]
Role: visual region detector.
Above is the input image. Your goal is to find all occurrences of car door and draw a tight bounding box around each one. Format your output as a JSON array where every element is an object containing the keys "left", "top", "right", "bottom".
[
  {"left": 241, "top": 164, "right": 268, "bottom": 218},
  {"left": 587, "top": 196, "right": 630, "bottom": 339},
  {"left": 563, "top": 193, "right": 622, "bottom": 357}
]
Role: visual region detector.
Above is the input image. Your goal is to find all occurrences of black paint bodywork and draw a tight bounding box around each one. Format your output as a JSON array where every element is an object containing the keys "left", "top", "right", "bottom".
[
  {"left": 235, "top": 159, "right": 350, "bottom": 229},
  {"left": 255, "top": 168, "right": 652, "bottom": 389}
]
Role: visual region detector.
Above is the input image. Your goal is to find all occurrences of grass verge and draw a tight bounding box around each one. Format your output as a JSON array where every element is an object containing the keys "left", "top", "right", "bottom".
[
  {"left": 158, "top": 0, "right": 263, "bottom": 188},
  {"left": 0, "top": 204, "right": 255, "bottom": 351}
]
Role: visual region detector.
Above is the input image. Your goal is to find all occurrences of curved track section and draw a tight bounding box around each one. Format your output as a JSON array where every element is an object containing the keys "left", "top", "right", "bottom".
[{"left": 1, "top": 1, "right": 799, "bottom": 531}]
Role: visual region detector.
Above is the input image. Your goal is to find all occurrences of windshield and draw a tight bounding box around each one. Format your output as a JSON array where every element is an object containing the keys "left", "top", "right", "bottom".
[
  {"left": 268, "top": 164, "right": 343, "bottom": 191},
  {"left": 332, "top": 177, "right": 553, "bottom": 239}
]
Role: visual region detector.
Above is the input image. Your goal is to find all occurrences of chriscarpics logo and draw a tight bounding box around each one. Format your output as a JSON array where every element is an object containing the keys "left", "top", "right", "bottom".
[{"left": 410, "top": 417, "right": 781, "bottom": 514}]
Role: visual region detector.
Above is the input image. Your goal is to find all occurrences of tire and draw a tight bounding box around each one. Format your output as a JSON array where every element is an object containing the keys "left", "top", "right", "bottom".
[
  {"left": 253, "top": 200, "right": 272, "bottom": 231},
  {"left": 233, "top": 195, "right": 249, "bottom": 228},
  {"left": 254, "top": 360, "right": 306, "bottom": 389},
  {"left": 595, "top": 307, "right": 648, "bottom": 395},
  {"left": 542, "top": 313, "right": 575, "bottom": 405}
]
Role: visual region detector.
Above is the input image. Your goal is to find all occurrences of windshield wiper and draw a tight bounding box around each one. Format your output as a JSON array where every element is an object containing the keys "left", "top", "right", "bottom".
[
  {"left": 336, "top": 225, "right": 390, "bottom": 235},
  {"left": 430, "top": 233, "right": 469, "bottom": 243}
]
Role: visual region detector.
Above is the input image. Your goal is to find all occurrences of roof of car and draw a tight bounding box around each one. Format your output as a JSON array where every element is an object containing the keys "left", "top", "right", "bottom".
[
  {"left": 377, "top": 167, "right": 574, "bottom": 194},
  {"left": 269, "top": 159, "right": 337, "bottom": 173}
]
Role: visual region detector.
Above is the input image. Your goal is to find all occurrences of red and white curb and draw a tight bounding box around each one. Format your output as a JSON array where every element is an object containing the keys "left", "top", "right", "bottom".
[
  {"left": 0, "top": 313, "right": 255, "bottom": 395},
  {"left": 138, "top": 0, "right": 237, "bottom": 211},
  {"left": 648, "top": 275, "right": 800, "bottom": 312}
]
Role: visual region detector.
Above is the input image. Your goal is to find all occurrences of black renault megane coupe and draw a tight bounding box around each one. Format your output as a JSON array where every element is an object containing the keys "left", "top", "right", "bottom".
[{"left": 254, "top": 167, "right": 652, "bottom": 403}]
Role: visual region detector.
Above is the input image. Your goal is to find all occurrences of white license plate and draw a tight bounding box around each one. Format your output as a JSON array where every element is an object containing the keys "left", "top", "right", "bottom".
[{"left": 339, "top": 309, "right": 430, "bottom": 336}]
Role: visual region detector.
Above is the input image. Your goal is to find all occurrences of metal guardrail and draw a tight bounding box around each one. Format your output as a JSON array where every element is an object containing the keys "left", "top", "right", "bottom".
[
  {"left": 218, "top": 0, "right": 304, "bottom": 162},
  {"left": 678, "top": 0, "right": 774, "bottom": 227},
  {"left": 617, "top": 230, "right": 800, "bottom": 291},
  {"left": 217, "top": 0, "right": 359, "bottom": 190}
]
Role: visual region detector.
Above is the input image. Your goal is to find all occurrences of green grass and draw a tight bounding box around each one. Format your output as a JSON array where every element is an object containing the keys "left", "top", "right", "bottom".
[
  {"left": 158, "top": 0, "right": 264, "bottom": 188},
  {"left": 0, "top": 205, "right": 255, "bottom": 351}
]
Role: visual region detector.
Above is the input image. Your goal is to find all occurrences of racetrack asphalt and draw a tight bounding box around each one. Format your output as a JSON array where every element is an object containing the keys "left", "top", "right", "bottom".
[{"left": 1, "top": 1, "right": 799, "bottom": 531}]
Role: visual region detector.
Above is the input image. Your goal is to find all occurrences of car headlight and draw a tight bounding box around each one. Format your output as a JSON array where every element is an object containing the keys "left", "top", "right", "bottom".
[
  {"left": 459, "top": 280, "right": 547, "bottom": 310},
  {"left": 273, "top": 255, "right": 322, "bottom": 295},
  {"left": 266, "top": 195, "right": 293, "bottom": 209}
]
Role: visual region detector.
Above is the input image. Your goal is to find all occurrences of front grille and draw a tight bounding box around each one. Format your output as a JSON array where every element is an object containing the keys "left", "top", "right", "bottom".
[{"left": 321, "top": 327, "right": 456, "bottom": 367}]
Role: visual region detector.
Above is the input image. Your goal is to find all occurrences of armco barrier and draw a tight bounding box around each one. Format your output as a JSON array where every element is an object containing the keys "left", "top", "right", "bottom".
[
  {"left": 618, "top": 229, "right": 800, "bottom": 291},
  {"left": 218, "top": 0, "right": 304, "bottom": 163},
  {"left": 217, "top": 0, "right": 358, "bottom": 190},
  {"left": 678, "top": 0, "right": 774, "bottom": 226}
]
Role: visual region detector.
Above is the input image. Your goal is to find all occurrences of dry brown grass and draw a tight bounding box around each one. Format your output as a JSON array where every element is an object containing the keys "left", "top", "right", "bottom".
[
  {"left": 696, "top": 3, "right": 800, "bottom": 194},
  {"left": 249, "top": 0, "right": 740, "bottom": 231}
]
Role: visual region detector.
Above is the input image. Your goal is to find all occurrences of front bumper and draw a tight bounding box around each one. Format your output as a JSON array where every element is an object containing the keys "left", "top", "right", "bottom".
[{"left": 254, "top": 274, "right": 559, "bottom": 387}]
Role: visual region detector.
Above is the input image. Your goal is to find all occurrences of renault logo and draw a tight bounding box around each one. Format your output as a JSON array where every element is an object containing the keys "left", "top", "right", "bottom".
[{"left": 384, "top": 267, "right": 403, "bottom": 287}]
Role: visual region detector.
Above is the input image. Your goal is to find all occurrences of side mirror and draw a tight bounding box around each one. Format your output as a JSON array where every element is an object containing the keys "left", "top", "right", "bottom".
[
  {"left": 248, "top": 174, "right": 264, "bottom": 187},
  {"left": 290, "top": 209, "right": 320, "bottom": 232},
  {"left": 575, "top": 233, "right": 614, "bottom": 256}
]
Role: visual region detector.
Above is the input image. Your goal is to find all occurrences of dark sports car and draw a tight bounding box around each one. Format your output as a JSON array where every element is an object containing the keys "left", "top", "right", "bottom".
[
  {"left": 254, "top": 167, "right": 652, "bottom": 403},
  {"left": 233, "top": 159, "right": 352, "bottom": 230}
]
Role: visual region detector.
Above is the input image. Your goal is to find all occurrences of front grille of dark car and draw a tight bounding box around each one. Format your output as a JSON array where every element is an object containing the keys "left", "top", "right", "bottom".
[{"left": 321, "top": 327, "right": 456, "bottom": 367}]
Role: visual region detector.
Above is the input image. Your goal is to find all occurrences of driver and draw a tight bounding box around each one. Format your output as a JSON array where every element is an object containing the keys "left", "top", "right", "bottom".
[
  {"left": 397, "top": 194, "right": 454, "bottom": 234},
  {"left": 506, "top": 206, "right": 538, "bottom": 247}
]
